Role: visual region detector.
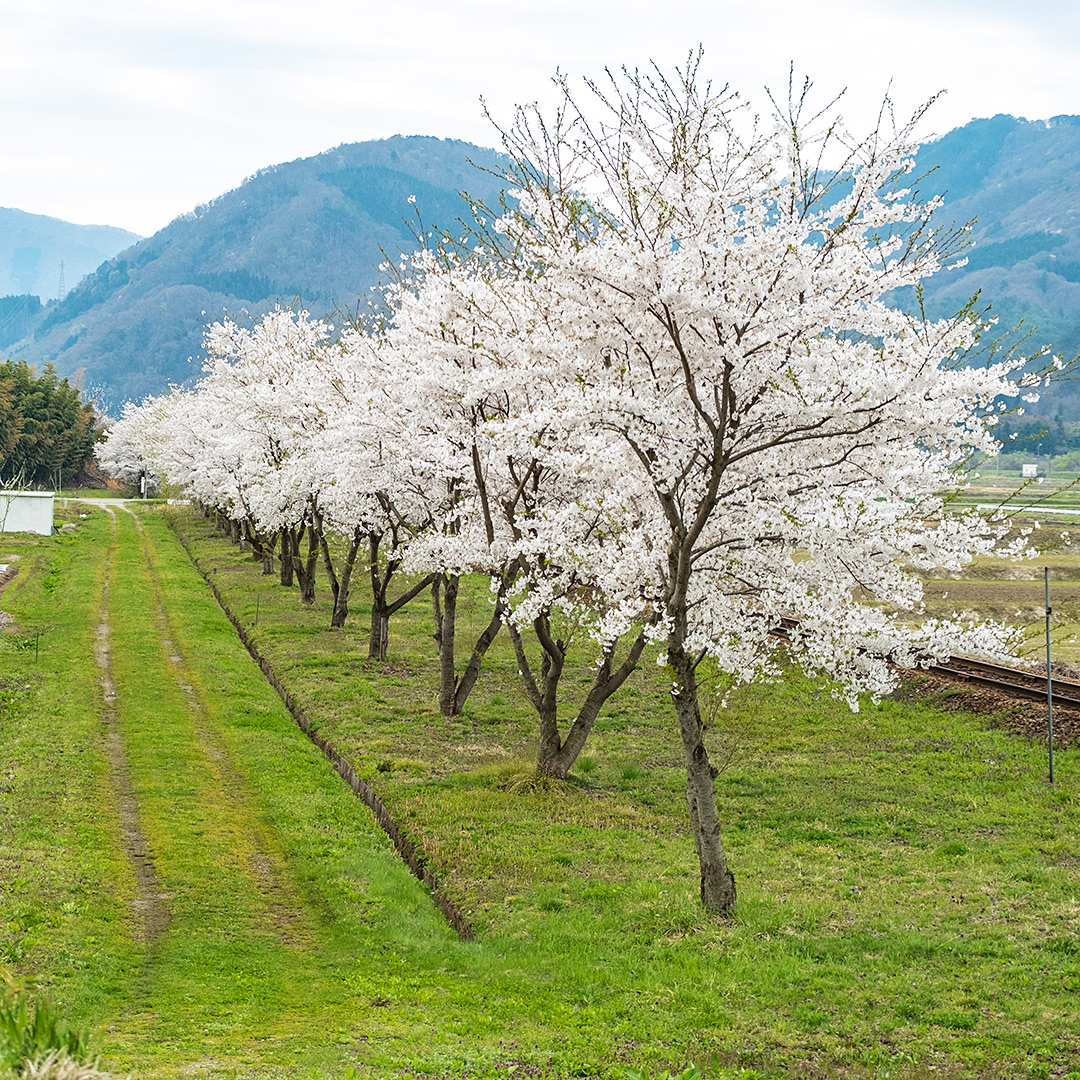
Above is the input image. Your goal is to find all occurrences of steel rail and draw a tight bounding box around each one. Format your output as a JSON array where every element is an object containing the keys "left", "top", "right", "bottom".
[
  {"left": 769, "top": 617, "right": 1080, "bottom": 709},
  {"left": 927, "top": 656, "right": 1080, "bottom": 709}
]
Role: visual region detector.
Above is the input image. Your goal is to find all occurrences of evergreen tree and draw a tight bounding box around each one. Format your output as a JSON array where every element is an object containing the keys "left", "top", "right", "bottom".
[{"left": 0, "top": 360, "right": 100, "bottom": 487}]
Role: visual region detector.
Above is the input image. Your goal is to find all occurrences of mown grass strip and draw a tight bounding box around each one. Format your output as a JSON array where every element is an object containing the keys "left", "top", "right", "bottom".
[
  {"left": 168, "top": 519, "right": 474, "bottom": 940},
  {"left": 96, "top": 507, "right": 471, "bottom": 1076},
  {"left": 6, "top": 502, "right": 1080, "bottom": 1079},
  {"left": 0, "top": 508, "right": 141, "bottom": 1039}
]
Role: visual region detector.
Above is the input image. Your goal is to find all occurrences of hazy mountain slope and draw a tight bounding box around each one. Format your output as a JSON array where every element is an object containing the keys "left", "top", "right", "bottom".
[
  {"left": 6, "top": 136, "right": 509, "bottom": 410},
  {"left": 913, "top": 114, "right": 1080, "bottom": 415},
  {"left": 0, "top": 206, "right": 142, "bottom": 301}
]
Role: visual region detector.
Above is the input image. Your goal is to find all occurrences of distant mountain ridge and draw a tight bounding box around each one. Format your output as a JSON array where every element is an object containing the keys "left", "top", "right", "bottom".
[
  {"left": 2, "top": 135, "right": 510, "bottom": 410},
  {"left": 0, "top": 207, "right": 141, "bottom": 303},
  {"left": 4, "top": 120, "right": 1080, "bottom": 415}
]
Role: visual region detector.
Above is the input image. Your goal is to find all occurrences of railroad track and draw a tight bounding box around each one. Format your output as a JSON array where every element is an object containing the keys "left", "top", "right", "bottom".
[
  {"left": 770, "top": 616, "right": 1080, "bottom": 709},
  {"left": 926, "top": 656, "right": 1080, "bottom": 709}
]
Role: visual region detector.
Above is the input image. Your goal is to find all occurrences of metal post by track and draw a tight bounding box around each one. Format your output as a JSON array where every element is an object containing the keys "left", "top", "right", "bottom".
[{"left": 1045, "top": 566, "right": 1055, "bottom": 785}]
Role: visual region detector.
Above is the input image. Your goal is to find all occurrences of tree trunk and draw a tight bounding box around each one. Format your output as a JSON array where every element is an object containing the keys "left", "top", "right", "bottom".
[
  {"left": 433, "top": 573, "right": 506, "bottom": 718},
  {"left": 292, "top": 523, "right": 319, "bottom": 605},
  {"left": 365, "top": 530, "right": 435, "bottom": 660},
  {"left": 368, "top": 532, "right": 389, "bottom": 660},
  {"left": 433, "top": 574, "right": 459, "bottom": 715},
  {"left": 531, "top": 628, "right": 646, "bottom": 779},
  {"left": 508, "top": 615, "right": 644, "bottom": 780},
  {"left": 220, "top": 513, "right": 230, "bottom": 537},
  {"left": 369, "top": 605, "right": 389, "bottom": 661},
  {"left": 260, "top": 530, "right": 277, "bottom": 575},
  {"left": 508, "top": 617, "right": 565, "bottom": 774},
  {"left": 554, "top": 632, "right": 647, "bottom": 777},
  {"left": 669, "top": 644, "right": 737, "bottom": 916},
  {"left": 279, "top": 527, "right": 295, "bottom": 587},
  {"left": 242, "top": 521, "right": 276, "bottom": 575},
  {"left": 320, "top": 524, "right": 365, "bottom": 629},
  {"left": 452, "top": 602, "right": 503, "bottom": 716}
]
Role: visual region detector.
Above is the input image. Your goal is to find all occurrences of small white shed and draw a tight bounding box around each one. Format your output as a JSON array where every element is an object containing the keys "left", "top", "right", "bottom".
[{"left": 0, "top": 491, "right": 55, "bottom": 534}]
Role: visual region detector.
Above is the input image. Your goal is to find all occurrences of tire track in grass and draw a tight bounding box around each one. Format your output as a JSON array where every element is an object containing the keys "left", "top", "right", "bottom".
[
  {"left": 167, "top": 521, "right": 475, "bottom": 941},
  {"left": 121, "top": 503, "right": 314, "bottom": 948},
  {"left": 92, "top": 503, "right": 173, "bottom": 944},
  {"left": 69, "top": 503, "right": 465, "bottom": 1075},
  {"left": 134, "top": 503, "right": 315, "bottom": 946}
]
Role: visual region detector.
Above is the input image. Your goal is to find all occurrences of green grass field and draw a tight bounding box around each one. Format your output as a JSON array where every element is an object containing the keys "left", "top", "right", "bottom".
[{"left": 1, "top": 502, "right": 1078, "bottom": 1080}]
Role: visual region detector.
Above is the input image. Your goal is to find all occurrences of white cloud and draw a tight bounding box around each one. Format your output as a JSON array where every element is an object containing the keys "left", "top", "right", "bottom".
[{"left": 1, "top": 0, "right": 1078, "bottom": 234}]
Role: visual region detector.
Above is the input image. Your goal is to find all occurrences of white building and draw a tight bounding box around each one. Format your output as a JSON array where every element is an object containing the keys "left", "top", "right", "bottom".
[{"left": 0, "top": 491, "right": 55, "bottom": 534}]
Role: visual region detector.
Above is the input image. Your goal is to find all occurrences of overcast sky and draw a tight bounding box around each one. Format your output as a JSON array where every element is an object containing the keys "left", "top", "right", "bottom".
[{"left": 4, "top": 0, "right": 1079, "bottom": 237}]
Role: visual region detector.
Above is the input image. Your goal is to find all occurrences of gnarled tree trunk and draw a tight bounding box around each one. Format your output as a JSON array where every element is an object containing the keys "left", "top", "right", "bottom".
[
  {"left": 279, "top": 526, "right": 295, "bottom": 587},
  {"left": 241, "top": 521, "right": 277, "bottom": 575},
  {"left": 432, "top": 572, "right": 505, "bottom": 717},
  {"left": 366, "top": 529, "right": 435, "bottom": 660},
  {"left": 288, "top": 521, "right": 319, "bottom": 605},
  {"left": 318, "top": 518, "right": 365, "bottom": 629},
  {"left": 509, "top": 615, "right": 647, "bottom": 780}
]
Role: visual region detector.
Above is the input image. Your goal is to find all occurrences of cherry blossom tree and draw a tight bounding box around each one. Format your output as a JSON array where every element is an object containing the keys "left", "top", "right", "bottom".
[
  {"left": 469, "top": 57, "right": 1031, "bottom": 914},
  {"left": 380, "top": 255, "right": 523, "bottom": 712},
  {"left": 300, "top": 357, "right": 438, "bottom": 641},
  {"left": 387, "top": 249, "right": 653, "bottom": 760},
  {"left": 199, "top": 310, "right": 436, "bottom": 640},
  {"left": 104, "top": 388, "right": 248, "bottom": 527},
  {"left": 197, "top": 309, "right": 339, "bottom": 597},
  {"left": 102, "top": 58, "right": 1041, "bottom": 916},
  {"left": 97, "top": 398, "right": 163, "bottom": 496}
]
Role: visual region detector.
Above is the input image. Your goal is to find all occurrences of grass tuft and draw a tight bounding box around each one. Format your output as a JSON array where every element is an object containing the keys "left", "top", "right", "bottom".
[
  {"left": 18, "top": 1052, "right": 117, "bottom": 1080},
  {"left": 489, "top": 759, "right": 577, "bottom": 795},
  {"left": 0, "top": 971, "right": 95, "bottom": 1077}
]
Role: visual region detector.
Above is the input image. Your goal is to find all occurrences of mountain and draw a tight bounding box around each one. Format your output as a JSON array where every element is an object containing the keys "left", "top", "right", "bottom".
[
  {"left": 910, "top": 114, "right": 1080, "bottom": 415},
  {"left": 6, "top": 120, "right": 1080, "bottom": 415},
  {"left": 2, "top": 136, "right": 510, "bottom": 410},
  {"left": 0, "top": 207, "right": 141, "bottom": 302}
]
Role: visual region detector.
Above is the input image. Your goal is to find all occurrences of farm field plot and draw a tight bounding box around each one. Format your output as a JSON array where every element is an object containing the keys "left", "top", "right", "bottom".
[
  {"left": 947, "top": 477, "right": 1080, "bottom": 516},
  {"left": 0, "top": 502, "right": 1078, "bottom": 1080},
  {"left": 920, "top": 483, "right": 1080, "bottom": 668}
]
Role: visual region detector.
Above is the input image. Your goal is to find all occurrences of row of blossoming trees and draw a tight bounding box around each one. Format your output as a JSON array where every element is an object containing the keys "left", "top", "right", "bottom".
[{"left": 101, "top": 61, "right": 1034, "bottom": 914}]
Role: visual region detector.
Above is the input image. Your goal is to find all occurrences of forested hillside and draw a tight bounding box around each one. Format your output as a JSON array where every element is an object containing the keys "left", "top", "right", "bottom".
[
  {"left": 3, "top": 136, "right": 509, "bottom": 410},
  {"left": 5, "top": 118, "right": 1080, "bottom": 414},
  {"left": 912, "top": 114, "right": 1080, "bottom": 416},
  {"left": 0, "top": 294, "right": 42, "bottom": 350}
]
